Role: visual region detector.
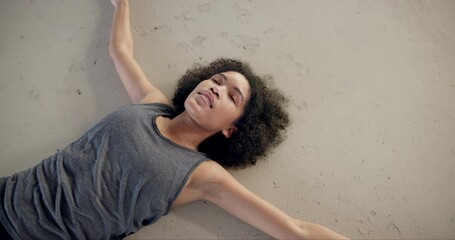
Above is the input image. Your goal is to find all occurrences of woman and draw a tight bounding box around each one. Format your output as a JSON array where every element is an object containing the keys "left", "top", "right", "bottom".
[{"left": 0, "top": 0, "right": 348, "bottom": 239}]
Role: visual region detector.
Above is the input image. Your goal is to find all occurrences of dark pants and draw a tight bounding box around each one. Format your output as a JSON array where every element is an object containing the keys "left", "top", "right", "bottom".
[{"left": 0, "top": 221, "right": 13, "bottom": 240}]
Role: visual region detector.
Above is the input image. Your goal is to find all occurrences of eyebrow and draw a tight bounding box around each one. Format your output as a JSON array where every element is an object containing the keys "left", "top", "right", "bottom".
[{"left": 219, "top": 73, "right": 245, "bottom": 104}]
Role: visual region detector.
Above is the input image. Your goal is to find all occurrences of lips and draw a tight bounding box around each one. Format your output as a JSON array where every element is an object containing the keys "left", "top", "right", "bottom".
[{"left": 199, "top": 91, "right": 214, "bottom": 108}]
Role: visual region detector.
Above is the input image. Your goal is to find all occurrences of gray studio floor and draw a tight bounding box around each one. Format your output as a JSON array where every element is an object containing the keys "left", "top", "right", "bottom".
[{"left": 1, "top": 0, "right": 454, "bottom": 239}]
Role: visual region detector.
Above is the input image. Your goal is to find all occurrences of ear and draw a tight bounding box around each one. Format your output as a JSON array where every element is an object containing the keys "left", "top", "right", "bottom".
[{"left": 221, "top": 126, "right": 238, "bottom": 138}]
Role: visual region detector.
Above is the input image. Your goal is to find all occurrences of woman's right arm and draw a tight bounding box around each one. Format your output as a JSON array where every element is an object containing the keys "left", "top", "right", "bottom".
[{"left": 110, "top": 0, "right": 169, "bottom": 104}]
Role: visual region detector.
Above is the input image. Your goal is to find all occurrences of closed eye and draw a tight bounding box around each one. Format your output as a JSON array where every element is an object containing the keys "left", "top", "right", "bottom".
[
  {"left": 212, "top": 77, "right": 237, "bottom": 104},
  {"left": 230, "top": 95, "right": 235, "bottom": 103}
]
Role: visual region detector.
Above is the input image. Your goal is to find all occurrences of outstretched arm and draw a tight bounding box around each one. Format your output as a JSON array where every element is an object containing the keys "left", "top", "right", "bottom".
[
  {"left": 199, "top": 161, "right": 349, "bottom": 239},
  {"left": 110, "top": 0, "right": 168, "bottom": 104}
]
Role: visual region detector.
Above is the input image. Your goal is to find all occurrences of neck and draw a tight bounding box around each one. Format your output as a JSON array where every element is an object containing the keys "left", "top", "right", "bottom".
[{"left": 159, "top": 112, "right": 213, "bottom": 150}]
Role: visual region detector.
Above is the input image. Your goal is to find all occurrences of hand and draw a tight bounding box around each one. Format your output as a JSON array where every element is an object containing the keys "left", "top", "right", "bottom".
[{"left": 111, "top": 0, "right": 128, "bottom": 8}]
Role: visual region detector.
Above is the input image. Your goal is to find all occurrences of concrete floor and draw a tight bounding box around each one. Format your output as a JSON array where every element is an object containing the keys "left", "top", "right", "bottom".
[{"left": 1, "top": 0, "right": 454, "bottom": 239}]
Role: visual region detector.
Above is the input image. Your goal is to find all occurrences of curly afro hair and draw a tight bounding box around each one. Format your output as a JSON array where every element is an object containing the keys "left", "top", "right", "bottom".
[{"left": 172, "top": 58, "right": 290, "bottom": 168}]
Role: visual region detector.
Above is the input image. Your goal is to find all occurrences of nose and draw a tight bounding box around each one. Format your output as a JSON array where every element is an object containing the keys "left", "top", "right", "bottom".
[{"left": 210, "top": 87, "right": 220, "bottom": 99}]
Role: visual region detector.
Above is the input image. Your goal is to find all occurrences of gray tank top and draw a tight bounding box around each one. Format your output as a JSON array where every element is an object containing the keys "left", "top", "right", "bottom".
[{"left": 0, "top": 103, "right": 207, "bottom": 239}]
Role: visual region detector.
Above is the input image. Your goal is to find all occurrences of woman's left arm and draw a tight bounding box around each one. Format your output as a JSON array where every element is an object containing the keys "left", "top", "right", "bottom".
[{"left": 202, "top": 163, "right": 349, "bottom": 239}]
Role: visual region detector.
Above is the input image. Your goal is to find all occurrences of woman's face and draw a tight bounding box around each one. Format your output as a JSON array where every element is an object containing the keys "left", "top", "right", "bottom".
[{"left": 184, "top": 71, "right": 251, "bottom": 137}]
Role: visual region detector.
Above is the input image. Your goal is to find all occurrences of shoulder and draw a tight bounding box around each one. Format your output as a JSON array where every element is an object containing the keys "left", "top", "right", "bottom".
[
  {"left": 189, "top": 160, "right": 244, "bottom": 202},
  {"left": 186, "top": 160, "right": 236, "bottom": 199},
  {"left": 190, "top": 160, "right": 230, "bottom": 186},
  {"left": 139, "top": 91, "right": 170, "bottom": 105},
  {"left": 171, "top": 160, "right": 231, "bottom": 208},
  {"left": 130, "top": 102, "right": 175, "bottom": 117}
]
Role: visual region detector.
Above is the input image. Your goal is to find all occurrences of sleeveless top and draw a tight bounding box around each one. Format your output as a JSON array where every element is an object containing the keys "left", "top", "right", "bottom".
[{"left": 0, "top": 103, "right": 208, "bottom": 239}]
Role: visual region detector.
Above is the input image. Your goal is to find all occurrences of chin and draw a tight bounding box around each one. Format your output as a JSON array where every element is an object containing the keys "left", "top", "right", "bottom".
[{"left": 184, "top": 98, "right": 205, "bottom": 119}]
